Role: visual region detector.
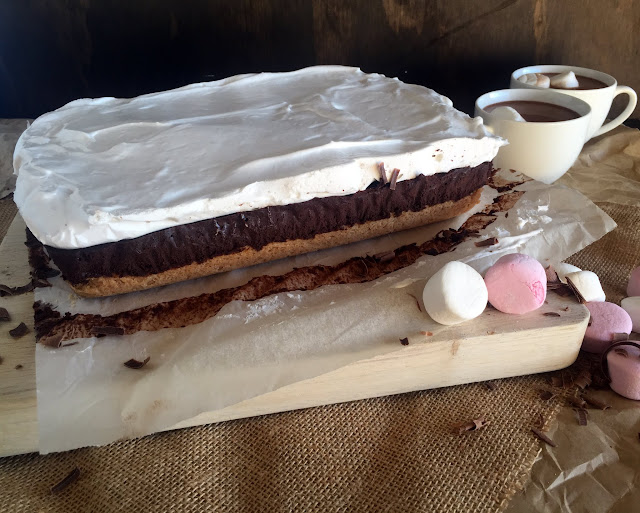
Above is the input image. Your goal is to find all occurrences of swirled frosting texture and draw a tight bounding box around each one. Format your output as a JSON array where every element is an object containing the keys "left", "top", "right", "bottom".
[{"left": 14, "top": 66, "right": 503, "bottom": 248}]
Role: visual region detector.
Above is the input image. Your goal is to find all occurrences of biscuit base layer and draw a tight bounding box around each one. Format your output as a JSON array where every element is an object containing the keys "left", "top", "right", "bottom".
[{"left": 70, "top": 189, "right": 482, "bottom": 298}]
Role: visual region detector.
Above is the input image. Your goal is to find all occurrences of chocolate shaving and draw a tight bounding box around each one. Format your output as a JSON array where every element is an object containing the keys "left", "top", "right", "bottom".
[
  {"left": 377, "top": 162, "right": 388, "bottom": 184},
  {"left": 543, "top": 312, "right": 561, "bottom": 317},
  {"left": 574, "top": 408, "right": 588, "bottom": 426},
  {"left": 91, "top": 326, "right": 125, "bottom": 337},
  {"left": 611, "top": 332, "right": 629, "bottom": 342},
  {"left": 531, "top": 427, "right": 556, "bottom": 447},
  {"left": 545, "top": 265, "right": 560, "bottom": 284},
  {"left": 565, "top": 277, "right": 586, "bottom": 304},
  {"left": 613, "top": 348, "right": 629, "bottom": 357},
  {"left": 14, "top": 364, "right": 22, "bottom": 370},
  {"left": 453, "top": 417, "right": 489, "bottom": 434},
  {"left": 582, "top": 393, "right": 610, "bottom": 410},
  {"left": 399, "top": 337, "right": 409, "bottom": 346},
  {"left": 573, "top": 370, "right": 592, "bottom": 389},
  {"left": 0, "top": 307, "right": 10, "bottom": 322},
  {"left": 539, "top": 390, "right": 554, "bottom": 401},
  {"left": 389, "top": 168, "right": 400, "bottom": 190},
  {"left": 9, "top": 322, "right": 29, "bottom": 339},
  {"left": 50, "top": 467, "right": 80, "bottom": 494},
  {"left": 566, "top": 395, "right": 587, "bottom": 409},
  {"left": 373, "top": 250, "right": 396, "bottom": 263},
  {"left": 406, "top": 293, "right": 422, "bottom": 312},
  {"left": 0, "top": 282, "right": 34, "bottom": 297},
  {"left": 123, "top": 357, "right": 150, "bottom": 369},
  {"left": 485, "top": 381, "right": 497, "bottom": 391},
  {"left": 474, "top": 237, "right": 498, "bottom": 248}
]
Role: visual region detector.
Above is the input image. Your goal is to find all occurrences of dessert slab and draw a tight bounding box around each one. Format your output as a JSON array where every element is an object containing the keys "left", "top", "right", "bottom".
[{"left": 0, "top": 214, "right": 589, "bottom": 457}]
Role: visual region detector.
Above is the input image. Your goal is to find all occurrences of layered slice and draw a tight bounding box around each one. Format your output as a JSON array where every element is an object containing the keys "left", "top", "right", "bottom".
[{"left": 14, "top": 66, "right": 503, "bottom": 297}]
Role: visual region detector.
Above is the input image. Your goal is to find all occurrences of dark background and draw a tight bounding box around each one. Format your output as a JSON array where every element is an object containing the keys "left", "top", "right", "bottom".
[{"left": 0, "top": 0, "right": 638, "bottom": 119}]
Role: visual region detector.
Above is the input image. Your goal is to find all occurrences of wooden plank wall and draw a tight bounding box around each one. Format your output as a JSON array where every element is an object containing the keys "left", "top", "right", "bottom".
[{"left": 0, "top": 0, "right": 637, "bottom": 119}]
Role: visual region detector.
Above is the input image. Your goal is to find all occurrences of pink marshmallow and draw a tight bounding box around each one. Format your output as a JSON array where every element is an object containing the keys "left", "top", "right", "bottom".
[
  {"left": 484, "top": 253, "right": 547, "bottom": 314},
  {"left": 606, "top": 343, "right": 640, "bottom": 400},
  {"left": 627, "top": 266, "right": 640, "bottom": 297},
  {"left": 582, "top": 302, "right": 632, "bottom": 353}
]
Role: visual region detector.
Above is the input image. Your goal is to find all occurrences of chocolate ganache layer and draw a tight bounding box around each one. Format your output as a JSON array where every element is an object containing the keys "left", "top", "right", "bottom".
[{"left": 45, "top": 163, "right": 493, "bottom": 285}]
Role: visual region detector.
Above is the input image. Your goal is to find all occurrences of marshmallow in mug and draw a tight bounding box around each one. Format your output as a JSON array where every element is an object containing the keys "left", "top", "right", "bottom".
[{"left": 517, "top": 73, "right": 551, "bottom": 88}]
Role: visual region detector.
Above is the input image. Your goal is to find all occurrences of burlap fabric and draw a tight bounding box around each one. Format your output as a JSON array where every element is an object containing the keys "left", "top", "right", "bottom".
[{"left": 0, "top": 197, "right": 635, "bottom": 512}]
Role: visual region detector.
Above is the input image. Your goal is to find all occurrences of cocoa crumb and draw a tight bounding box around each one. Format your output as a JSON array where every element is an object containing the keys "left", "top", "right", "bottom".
[
  {"left": 531, "top": 427, "right": 556, "bottom": 447},
  {"left": 14, "top": 364, "right": 22, "bottom": 370},
  {"left": 123, "top": 357, "right": 150, "bottom": 369},
  {"left": 9, "top": 322, "right": 29, "bottom": 339},
  {"left": 561, "top": 306, "right": 569, "bottom": 312},
  {"left": 50, "top": 467, "right": 80, "bottom": 494},
  {"left": 400, "top": 337, "right": 409, "bottom": 346}
]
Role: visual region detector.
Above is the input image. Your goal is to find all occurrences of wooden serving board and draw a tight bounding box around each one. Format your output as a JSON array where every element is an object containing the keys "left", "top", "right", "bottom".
[{"left": 0, "top": 215, "right": 589, "bottom": 457}]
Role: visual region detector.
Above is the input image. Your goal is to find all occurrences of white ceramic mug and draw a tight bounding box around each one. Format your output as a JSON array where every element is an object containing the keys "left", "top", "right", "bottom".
[
  {"left": 475, "top": 89, "right": 592, "bottom": 183},
  {"left": 511, "top": 65, "right": 637, "bottom": 139}
]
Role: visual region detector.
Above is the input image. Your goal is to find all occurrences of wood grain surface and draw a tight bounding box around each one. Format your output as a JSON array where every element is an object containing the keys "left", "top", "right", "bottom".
[
  {"left": 0, "top": 214, "right": 589, "bottom": 457},
  {"left": 0, "top": 0, "right": 637, "bottom": 118}
]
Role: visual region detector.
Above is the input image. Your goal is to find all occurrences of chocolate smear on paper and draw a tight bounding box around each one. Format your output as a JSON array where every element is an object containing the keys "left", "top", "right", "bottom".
[
  {"left": 399, "top": 337, "right": 409, "bottom": 346},
  {"left": 0, "top": 307, "right": 10, "bottom": 322},
  {"left": 50, "top": 467, "right": 80, "bottom": 494},
  {"left": 531, "top": 427, "right": 556, "bottom": 447},
  {"left": 474, "top": 237, "right": 498, "bottom": 248},
  {"left": 124, "top": 357, "right": 151, "bottom": 369},
  {"left": 35, "top": 211, "right": 500, "bottom": 346},
  {"left": 9, "top": 322, "right": 29, "bottom": 339}
]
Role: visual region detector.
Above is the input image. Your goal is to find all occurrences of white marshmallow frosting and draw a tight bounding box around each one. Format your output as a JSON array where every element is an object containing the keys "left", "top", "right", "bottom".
[{"left": 14, "top": 66, "right": 503, "bottom": 249}]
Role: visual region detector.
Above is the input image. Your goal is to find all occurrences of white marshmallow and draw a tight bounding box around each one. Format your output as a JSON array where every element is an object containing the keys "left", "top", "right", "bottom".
[
  {"left": 621, "top": 297, "right": 640, "bottom": 332},
  {"left": 555, "top": 262, "right": 582, "bottom": 283},
  {"left": 423, "top": 261, "right": 488, "bottom": 325},
  {"left": 490, "top": 106, "right": 526, "bottom": 123},
  {"left": 550, "top": 71, "right": 580, "bottom": 89},
  {"left": 565, "top": 271, "right": 606, "bottom": 302},
  {"left": 517, "top": 73, "right": 551, "bottom": 88}
]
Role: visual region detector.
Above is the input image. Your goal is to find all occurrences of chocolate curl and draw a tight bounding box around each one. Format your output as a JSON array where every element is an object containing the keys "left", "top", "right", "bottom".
[
  {"left": 377, "top": 162, "right": 388, "bottom": 184},
  {"left": 582, "top": 393, "right": 610, "bottom": 410},
  {"left": 531, "top": 427, "right": 556, "bottom": 447},
  {"left": 574, "top": 408, "right": 588, "bottom": 426},
  {"left": 51, "top": 467, "right": 81, "bottom": 494},
  {"left": 474, "top": 237, "right": 498, "bottom": 248},
  {"left": 389, "top": 168, "right": 400, "bottom": 190}
]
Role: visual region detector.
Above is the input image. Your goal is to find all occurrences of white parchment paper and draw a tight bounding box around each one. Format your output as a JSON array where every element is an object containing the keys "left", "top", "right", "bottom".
[{"left": 35, "top": 175, "right": 616, "bottom": 453}]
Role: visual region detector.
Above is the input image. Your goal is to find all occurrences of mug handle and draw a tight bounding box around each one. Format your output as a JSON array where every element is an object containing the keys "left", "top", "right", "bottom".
[{"left": 592, "top": 85, "right": 638, "bottom": 138}]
